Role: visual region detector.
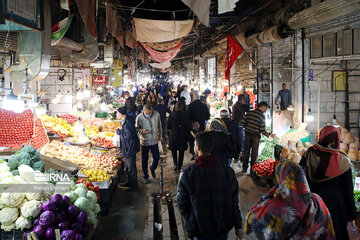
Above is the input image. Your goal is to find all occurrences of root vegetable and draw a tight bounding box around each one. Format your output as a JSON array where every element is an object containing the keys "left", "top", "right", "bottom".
[
  {"left": 305, "top": 142, "right": 312, "bottom": 148},
  {"left": 343, "top": 133, "right": 353, "bottom": 145},
  {"left": 340, "top": 128, "right": 348, "bottom": 142},
  {"left": 349, "top": 149, "right": 357, "bottom": 161},
  {"left": 349, "top": 143, "right": 358, "bottom": 152},
  {"left": 280, "top": 146, "right": 290, "bottom": 159}
]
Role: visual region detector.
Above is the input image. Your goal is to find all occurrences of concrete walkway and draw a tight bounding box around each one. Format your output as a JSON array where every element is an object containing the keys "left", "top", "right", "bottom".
[{"left": 95, "top": 150, "right": 268, "bottom": 240}]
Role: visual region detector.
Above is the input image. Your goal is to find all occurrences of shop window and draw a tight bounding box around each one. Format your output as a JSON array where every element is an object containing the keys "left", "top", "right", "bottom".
[
  {"left": 311, "top": 36, "right": 322, "bottom": 58},
  {"left": 323, "top": 33, "right": 335, "bottom": 57},
  {"left": 337, "top": 29, "right": 352, "bottom": 56},
  {"left": 354, "top": 28, "right": 360, "bottom": 54}
]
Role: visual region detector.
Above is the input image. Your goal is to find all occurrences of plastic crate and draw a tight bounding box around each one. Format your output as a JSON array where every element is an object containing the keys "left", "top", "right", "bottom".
[{"left": 0, "top": 230, "right": 24, "bottom": 240}]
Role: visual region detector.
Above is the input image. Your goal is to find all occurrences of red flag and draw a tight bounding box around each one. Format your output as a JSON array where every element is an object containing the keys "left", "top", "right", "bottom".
[{"left": 225, "top": 34, "right": 243, "bottom": 80}]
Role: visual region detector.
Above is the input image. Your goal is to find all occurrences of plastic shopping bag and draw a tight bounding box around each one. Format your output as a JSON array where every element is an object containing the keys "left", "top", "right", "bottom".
[{"left": 348, "top": 222, "right": 360, "bottom": 240}]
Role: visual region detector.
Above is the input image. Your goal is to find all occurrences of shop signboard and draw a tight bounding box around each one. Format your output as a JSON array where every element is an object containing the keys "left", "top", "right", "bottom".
[
  {"left": 111, "top": 59, "right": 123, "bottom": 87},
  {"left": 93, "top": 75, "right": 109, "bottom": 85}
]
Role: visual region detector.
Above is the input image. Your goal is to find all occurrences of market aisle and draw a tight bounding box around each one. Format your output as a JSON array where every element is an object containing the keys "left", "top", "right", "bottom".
[{"left": 96, "top": 149, "right": 268, "bottom": 240}]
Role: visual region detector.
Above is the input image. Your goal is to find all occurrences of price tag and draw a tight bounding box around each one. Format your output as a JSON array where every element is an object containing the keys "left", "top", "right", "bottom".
[{"left": 354, "top": 177, "right": 360, "bottom": 191}]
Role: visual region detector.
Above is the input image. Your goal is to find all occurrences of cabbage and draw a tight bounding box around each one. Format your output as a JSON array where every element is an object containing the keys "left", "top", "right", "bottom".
[
  {"left": 64, "top": 192, "right": 78, "bottom": 204},
  {"left": 87, "top": 210, "right": 97, "bottom": 227},
  {"left": 49, "top": 193, "right": 63, "bottom": 207},
  {"left": 71, "top": 222, "right": 82, "bottom": 233},
  {"left": 94, "top": 203, "right": 101, "bottom": 214},
  {"left": 58, "top": 220, "right": 70, "bottom": 231},
  {"left": 62, "top": 195, "right": 70, "bottom": 208},
  {"left": 61, "top": 230, "right": 76, "bottom": 240},
  {"left": 76, "top": 211, "right": 87, "bottom": 224},
  {"left": 45, "top": 227, "right": 56, "bottom": 240},
  {"left": 39, "top": 211, "right": 55, "bottom": 227},
  {"left": 67, "top": 205, "right": 80, "bottom": 218},
  {"left": 33, "top": 225, "right": 45, "bottom": 238},
  {"left": 74, "top": 197, "right": 91, "bottom": 212},
  {"left": 41, "top": 201, "right": 56, "bottom": 212},
  {"left": 74, "top": 188, "right": 86, "bottom": 198},
  {"left": 75, "top": 233, "right": 83, "bottom": 240},
  {"left": 75, "top": 183, "right": 86, "bottom": 191},
  {"left": 86, "top": 191, "right": 97, "bottom": 203},
  {"left": 54, "top": 210, "right": 66, "bottom": 224}
]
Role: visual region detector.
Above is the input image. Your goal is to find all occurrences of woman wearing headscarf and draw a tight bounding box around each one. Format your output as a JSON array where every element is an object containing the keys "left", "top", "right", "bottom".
[
  {"left": 145, "top": 90, "right": 157, "bottom": 106},
  {"left": 209, "top": 119, "right": 236, "bottom": 166},
  {"left": 167, "top": 102, "right": 191, "bottom": 171},
  {"left": 300, "top": 125, "right": 357, "bottom": 240},
  {"left": 245, "top": 161, "right": 335, "bottom": 240}
]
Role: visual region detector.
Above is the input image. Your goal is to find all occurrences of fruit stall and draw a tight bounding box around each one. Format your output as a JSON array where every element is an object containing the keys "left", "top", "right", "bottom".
[{"left": 0, "top": 109, "right": 124, "bottom": 239}]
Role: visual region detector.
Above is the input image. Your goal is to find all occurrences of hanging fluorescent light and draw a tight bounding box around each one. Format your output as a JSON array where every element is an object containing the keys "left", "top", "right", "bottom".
[{"left": 306, "top": 108, "right": 314, "bottom": 122}]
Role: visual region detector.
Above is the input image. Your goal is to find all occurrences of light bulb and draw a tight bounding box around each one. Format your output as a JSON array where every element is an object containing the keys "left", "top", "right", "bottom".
[{"left": 306, "top": 109, "right": 314, "bottom": 122}]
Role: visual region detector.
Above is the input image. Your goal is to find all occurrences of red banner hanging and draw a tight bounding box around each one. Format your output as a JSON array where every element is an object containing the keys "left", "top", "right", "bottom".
[
  {"left": 225, "top": 34, "right": 243, "bottom": 80},
  {"left": 93, "top": 75, "right": 109, "bottom": 85}
]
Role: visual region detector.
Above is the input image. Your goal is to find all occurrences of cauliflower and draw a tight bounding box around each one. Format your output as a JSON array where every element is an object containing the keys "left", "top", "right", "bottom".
[
  {"left": 12, "top": 175, "right": 27, "bottom": 184},
  {"left": 74, "top": 197, "right": 92, "bottom": 212},
  {"left": 26, "top": 192, "right": 43, "bottom": 201},
  {"left": 64, "top": 192, "right": 78, "bottom": 204},
  {"left": 0, "top": 171, "right": 13, "bottom": 182},
  {"left": 1, "top": 222, "right": 16, "bottom": 232},
  {"left": 21, "top": 200, "right": 42, "bottom": 218},
  {"left": 19, "top": 198, "right": 28, "bottom": 209},
  {"left": 0, "top": 162, "right": 10, "bottom": 173},
  {"left": 15, "top": 216, "right": 32, "bottom": 230},
  {"left": 74, "top": 188, "right": 87, "bottom": 198},
  {"left": 87, "top": 191, "right": 97, "bottom": 203},
  {"left": 0, "top": 207, "right": 19, "bottom": 225},
  {"left": 18, "top": 165, "right": 35, "bottom": 182},
  {"left": 1, "top": 193, "right": 25, "bottom": 207}
]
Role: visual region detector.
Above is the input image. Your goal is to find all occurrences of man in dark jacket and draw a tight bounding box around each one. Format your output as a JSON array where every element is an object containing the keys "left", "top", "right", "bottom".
[
  {"left": 232, "top": 94, "right": 249, "bottom": 126},
  {"left": 153, "top": 98, "right": 171, "bottom": 143},
  {"left": 177, "top": 131, "right": 243, "bottom": 240},
  {"left": 116, "top": 107, "right": 140, "bottom": 192},
  {"left": 187, "top": 93, "right": 210, "bottom": 159},
  {"left": 220, "top": 110, "right": 244, "bottom": 163}
]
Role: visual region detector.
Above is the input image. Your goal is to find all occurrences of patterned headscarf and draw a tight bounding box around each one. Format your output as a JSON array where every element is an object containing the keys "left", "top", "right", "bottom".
[
  {"left": 245, "top": 161, "right": 335, "bottom": 240},
  {"left": 304, "top": 125, "right": 351, "bottom": 182},
  {"left": 209, "top": 118, "right": 228, "bottom": 134}
]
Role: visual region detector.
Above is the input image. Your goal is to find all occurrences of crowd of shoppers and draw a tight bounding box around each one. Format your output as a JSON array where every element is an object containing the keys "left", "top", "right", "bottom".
[{"left": 115, "top": 81, "right": 357, "bottom": 240}]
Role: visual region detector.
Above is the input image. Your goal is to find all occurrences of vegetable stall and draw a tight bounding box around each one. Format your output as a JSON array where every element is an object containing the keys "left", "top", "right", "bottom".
[{"left": 0, "top": 109, "right": 124, "bottom": 239}]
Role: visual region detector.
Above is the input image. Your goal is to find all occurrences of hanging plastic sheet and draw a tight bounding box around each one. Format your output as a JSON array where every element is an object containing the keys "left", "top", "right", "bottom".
[
  {"left": 181, "top": 0, "right": 210, "bottom": 26},
  {"left": 144, "top": 38, "right": 182, "bottom": 51},
  {"left": 150, "top": 61, "right": 171, "bottom": 70},
  {"left": 75, "top": 0, "right": 97, "bottom": 38},
  {"left": 133, "top": 18, "right": 193, "bottom": 43},
  {"left": 141, "top": 41, "right": 183, "bottom": 63}
]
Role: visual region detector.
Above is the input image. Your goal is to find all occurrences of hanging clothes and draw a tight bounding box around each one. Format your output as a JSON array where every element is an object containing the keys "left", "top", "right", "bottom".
[{"left": 181, "top": 0, "right": 210, "bottom": 26}]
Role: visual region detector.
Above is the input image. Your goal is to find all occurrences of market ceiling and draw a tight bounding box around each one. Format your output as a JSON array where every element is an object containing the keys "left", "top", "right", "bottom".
[{"left": 99, "top": 0, "right": 273, "bottom": 59}]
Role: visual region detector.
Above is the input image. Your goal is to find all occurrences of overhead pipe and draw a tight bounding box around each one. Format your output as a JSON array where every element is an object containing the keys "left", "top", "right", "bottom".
[
  {"left": 200, "top": 24, "right": 290, "bottom": 58},
  {"left": 288, "top": 0, "right": 360, "bottom": 30}
]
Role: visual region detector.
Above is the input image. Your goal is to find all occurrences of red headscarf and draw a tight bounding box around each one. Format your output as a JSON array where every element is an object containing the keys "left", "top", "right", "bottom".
[{"left": 304, "top": 126, "right": 351, "bottom": 182}]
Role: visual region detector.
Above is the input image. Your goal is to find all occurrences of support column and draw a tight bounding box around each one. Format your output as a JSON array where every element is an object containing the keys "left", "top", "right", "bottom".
[{"left": 293, "top": 30, "right": 310, "bottom": 128}]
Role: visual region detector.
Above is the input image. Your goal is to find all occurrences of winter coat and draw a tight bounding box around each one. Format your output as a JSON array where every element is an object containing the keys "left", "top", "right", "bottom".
[
  {"left": 222, "top": 118, "right": 244, "bottom": 154},
  {"left": 232, "top": 102, "right": 249, "bottom": 125},
  {"left": 117, "top": 116, "right": 140, "bottom": 157},
  {"left": 210, "top": 130, "right": 236, "bottom": 165},
  {"left": 177, "top": 159, "right": 243, "bottom": 239},
  {"left": 153, "top": 104, "right": 170, "bottom": 129},
  {"left": 187, "top": 100, "right": 210, "bottom": 131},
  {"left": 167, "top": 111, "right": 191, "bottom": 151},
  {"left": 135, "top": 111, "right": 162, "bottom": 146}
]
